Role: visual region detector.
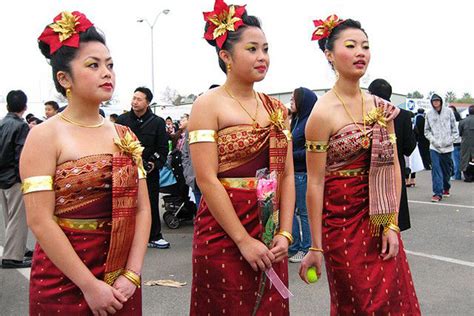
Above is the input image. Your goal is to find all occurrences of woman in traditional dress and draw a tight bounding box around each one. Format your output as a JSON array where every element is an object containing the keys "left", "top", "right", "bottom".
[
  {"left": 188, "top": 1, "right": 295, "bottom": 315},
  {"left": 299, "top": 16, "right": 421, "bottom": 315},
  {"left": 20, "top": 11, "right": 150, "bottom": 315}
]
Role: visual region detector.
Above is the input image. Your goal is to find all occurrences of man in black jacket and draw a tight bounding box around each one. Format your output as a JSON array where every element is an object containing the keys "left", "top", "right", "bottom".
[
  {"left": 369, "top": 79, "right": 416, "bottom": 231},
  {"left": 0, "top": 90, "right": 31, "bottom": 268},
  {"left": 116, "top": 87, "right": 170, "bottom": 248}
]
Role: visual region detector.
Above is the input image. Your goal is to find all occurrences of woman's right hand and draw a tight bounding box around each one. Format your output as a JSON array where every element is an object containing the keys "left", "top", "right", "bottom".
[
  {"left": 82, "top": 279, "right": 128, "bottom": 316},
  {"left": 237, "top": 235, "right": 275, "bottom": 272},
  {"left": 299, "top": 251, "right": 323, "bottom": 284}
]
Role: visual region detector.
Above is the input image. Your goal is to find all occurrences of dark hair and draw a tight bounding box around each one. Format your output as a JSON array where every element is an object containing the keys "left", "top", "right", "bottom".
[
  {"left": 448, "top": 105, "right": 461, "bottom": 121},
  {"left": 134, "top": 87, "right": 153, "bottom": 103},
  {"left": 205, "top": 10, "right": 261, "bottom": 73},
  {"left": 109, "top": 113, "right": 118, "bottom": 119},
  {"left": 28, "top": 116, "right": 43, "bottom": 125},
  {"left": 6, "top": 90, "right": 27, "bottom": 113},
  {"left": 318, "top": 19, "right": 367, "bottom": 52},
  {"left": 26, "top": 113, "right": 35, "bottom": 121},
  {"left": 209, "top": 84, "right": 220, "bottom": 89},
  {"left": 417, "top": 108, "right": 425, "bottom": 114},
  {"left": 469, "top": 105, "right": 474, "bottom": 115},
  {"left": 38, "top": 26, "right": 106, "bottom": 96},
  {"left": 44, "top": 100, "right": 59, "bottom": 111},
  {"left": 293, "top": 87, "right": 305, "bottom": 113},
  {"left": 368, "top": 78, "right": 392, "bottom": 102},
  {"left": 166, "top": 116, "right": 173, "bottom": 121}
]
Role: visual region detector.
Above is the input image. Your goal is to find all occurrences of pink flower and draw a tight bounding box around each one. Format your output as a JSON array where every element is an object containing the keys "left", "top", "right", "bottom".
[{"left": 256, "top": 178, "right": 277, "bottom": 201}]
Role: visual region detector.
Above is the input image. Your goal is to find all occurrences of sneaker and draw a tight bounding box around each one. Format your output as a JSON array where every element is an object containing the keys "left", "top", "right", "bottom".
[
  {"left": 442, "top": 190, "right": 450, "bottom": 197},
  {"left": 431, "top": 195, "right": 442, "bottom": 202},
  {"left": 148, "top": 238, "right": 170, "bottom": 249},
  {"left": 1, "top": 259, "right": 32, "bottom": 269},
  {"left": 289, "top": 251, "right": 305, "bottom": 263}
]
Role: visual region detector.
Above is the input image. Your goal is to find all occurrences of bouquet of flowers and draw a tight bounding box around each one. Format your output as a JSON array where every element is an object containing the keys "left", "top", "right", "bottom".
[{"left": 256, "top": 168, "right": 278, "bottom": 247}]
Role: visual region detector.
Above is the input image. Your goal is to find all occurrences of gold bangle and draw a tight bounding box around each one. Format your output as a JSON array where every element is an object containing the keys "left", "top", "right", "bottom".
[
  {"left": 383, "top": 223, "right": 400, "bottom": 235},
  {"left": 276, "top": 230, "right": 294, "bottom": 245},
  {"left": 121, "top": 270, "right": 141, "bottom": 288},
  {"left": 309, "top": 247, "right": 324, "bottom": 253}
]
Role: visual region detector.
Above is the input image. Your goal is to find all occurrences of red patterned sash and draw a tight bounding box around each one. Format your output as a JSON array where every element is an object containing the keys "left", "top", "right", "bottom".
[{"left": 104, "top": 125, "right": 139, "bottom": 285}]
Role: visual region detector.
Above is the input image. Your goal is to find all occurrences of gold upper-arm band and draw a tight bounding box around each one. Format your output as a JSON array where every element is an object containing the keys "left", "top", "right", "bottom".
[
  {"left": 305, "top": 140, "right": 329, "bottom": 153},
  {"left": 189, "top": 130, "right": 217, "bottom": 144},
  {"left": 22, "top": 176, "right": 54, "bottom": 194}
]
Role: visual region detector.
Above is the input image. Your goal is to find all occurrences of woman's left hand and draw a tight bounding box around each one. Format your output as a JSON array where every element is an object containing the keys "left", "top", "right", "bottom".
[
  {"left": 380, "top": 229, "right": 399, "bottom": 260},
  {"left": 270, "top": 234, "right": 289, "bottom": 263},
  {"left": 112, "top": 275, "right": 137, "bottom": 300}
]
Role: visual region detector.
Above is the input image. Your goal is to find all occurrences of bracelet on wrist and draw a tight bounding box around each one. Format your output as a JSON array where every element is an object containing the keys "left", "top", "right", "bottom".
[
  {"left": 276, "top": 230, "right": 294, "bottom": 245},
  {"left": 383, "top": 223, "right": 400, "bottom": 235},
  {"left": 121, "top": 269, "right": 141, "bottom": 288},
  {"left": 308, "top": 247, "right": 324, "bottom": 253}
]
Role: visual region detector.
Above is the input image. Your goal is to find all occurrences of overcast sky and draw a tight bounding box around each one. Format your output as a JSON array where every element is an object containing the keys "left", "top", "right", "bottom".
[{"left": 0, "top": 0, "right": 472, "bottom": 115}]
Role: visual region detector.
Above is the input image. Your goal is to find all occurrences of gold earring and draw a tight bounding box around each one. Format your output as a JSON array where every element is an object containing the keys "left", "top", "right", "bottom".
[
  {"left": 226, "top": 63, "right": 231, "bottom": 72},
  {"left": 66, "top": 88, "right": 71, "bottom": 99}
]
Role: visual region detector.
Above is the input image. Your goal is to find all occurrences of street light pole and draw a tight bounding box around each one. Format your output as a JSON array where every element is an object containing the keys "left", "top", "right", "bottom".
[{"left": 137, "top": 9, "right": 170, "bottom": 94}]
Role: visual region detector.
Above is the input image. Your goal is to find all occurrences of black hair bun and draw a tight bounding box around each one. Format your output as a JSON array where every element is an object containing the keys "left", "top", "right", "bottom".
[
  {"left": 38, "top": 39, "right": 52, "bottom": 59},
  {"left": 318, "top": 38, "right": 327, "bottom": 52}
]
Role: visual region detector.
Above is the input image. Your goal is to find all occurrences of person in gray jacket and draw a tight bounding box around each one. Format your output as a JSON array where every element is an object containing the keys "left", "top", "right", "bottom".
[
  {"left": 459, "top": 106, "right": 474, "bottom": 182},
  {"left": 424, "top": 93, "right": 459, "bottom": 202}
]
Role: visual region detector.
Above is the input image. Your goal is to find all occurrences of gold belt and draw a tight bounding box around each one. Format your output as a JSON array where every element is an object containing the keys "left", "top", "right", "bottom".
[
  {"left": 54, "top": 216, "right": 112, "bottom": 231},
  {"left": 327, "top": 167, "right": 369, "bottom": 177},
  {"left": 219, "top": 177, "right": 257, "bottom": 190}
]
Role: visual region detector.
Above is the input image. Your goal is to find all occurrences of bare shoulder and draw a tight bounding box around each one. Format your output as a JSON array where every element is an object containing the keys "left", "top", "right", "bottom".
[
  {"left": 306, "top": 93, "right": 337, "bottom": 139},
  {"left": 20, "top": 117, "right": 60, "bottom": 178},
  {"left": 189, "top": 89, "right": 221, "bottom": 131}
]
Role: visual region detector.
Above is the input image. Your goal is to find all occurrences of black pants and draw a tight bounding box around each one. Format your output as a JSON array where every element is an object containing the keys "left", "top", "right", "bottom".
[
  {"left": 418, "top": 139, "right": 431, "bottom": 169},
  {"left": 147, "top": 170, "right": 162, "bottom": 241}
]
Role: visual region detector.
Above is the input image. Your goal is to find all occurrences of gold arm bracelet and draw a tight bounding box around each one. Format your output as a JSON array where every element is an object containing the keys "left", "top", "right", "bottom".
[
  {"left": 388, "top": 133, "right": 397, "bottom": 144},
  {"left": 189, "top": 130, "right": 217, "bottom": 144},
  {"left": 309, "top": 247, "right": 324, "bottom": 253},
  {"left": 305, "top": 140, "right": 329, "bottom": 153},
  {"left": 383, "top": 223, "right": 400, "bottom": 235},
  {"left": 276, "top": 230, "right": 294, "bottom": 245},
  {"left": 121, "top": 270, "right": 141, "bottom": 288},
  {"left": 22, "top": 176, "right": 54, "bottom": 194}
]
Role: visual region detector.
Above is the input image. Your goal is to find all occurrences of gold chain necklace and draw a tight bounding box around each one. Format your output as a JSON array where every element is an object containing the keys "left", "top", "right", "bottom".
[
  {"left": 223, "top": 85, "right": 259, "bottom": 129},
  {"left": 59, "top": 112, "right": 105, "bottom": 128},
  {"left": 333, "top": 88, "right": 371, "bottom": 149}
]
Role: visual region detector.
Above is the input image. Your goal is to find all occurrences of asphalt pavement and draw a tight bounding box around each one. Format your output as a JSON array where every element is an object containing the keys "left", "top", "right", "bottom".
[{"left": 1, "top": 170, "right": 473, "bottom": 315}]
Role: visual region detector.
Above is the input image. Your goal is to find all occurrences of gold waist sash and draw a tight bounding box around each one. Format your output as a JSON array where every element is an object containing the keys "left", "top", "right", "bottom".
[
  {"left": 54, "top": 216, "right": 112, "bottom": 231},
  {"left": 326, "top": 167, "right": 369, "bottom": 177},
  {"left": 219, "top": 177, "right": 257, "bottom": 190}
]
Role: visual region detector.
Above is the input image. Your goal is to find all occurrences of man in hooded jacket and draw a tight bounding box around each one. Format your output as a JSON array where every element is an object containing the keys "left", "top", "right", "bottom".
[{"left": 424, "top": 93, "right": 459, "bottom": 202}]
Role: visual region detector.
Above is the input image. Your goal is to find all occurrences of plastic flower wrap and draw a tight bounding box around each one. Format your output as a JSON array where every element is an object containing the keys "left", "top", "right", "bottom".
[{"left": 256, "top": 168, "right": 278, "bottom": 247}]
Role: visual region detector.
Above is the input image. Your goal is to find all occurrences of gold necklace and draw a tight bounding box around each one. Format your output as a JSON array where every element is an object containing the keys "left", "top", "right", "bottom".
[
  {"left": 223, "top": 85, "right": 259, "bottom": 129},
  {"left": 333, "top": 88, "right": 371, "bottom": 149},
  {"left": 59, "top": 112, "right": 105, "bottom": 128}
]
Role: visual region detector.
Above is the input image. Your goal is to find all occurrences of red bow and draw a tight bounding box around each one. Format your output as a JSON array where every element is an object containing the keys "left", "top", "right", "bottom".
[
  {"left": 38, "top": 11, "right": 93, "bottom": 55},
  {"left": 203, "top": 0, "right": 246, "bottom": 48},
  {"left": 311, "top": 14, "right": 344, "bottom": 41}
]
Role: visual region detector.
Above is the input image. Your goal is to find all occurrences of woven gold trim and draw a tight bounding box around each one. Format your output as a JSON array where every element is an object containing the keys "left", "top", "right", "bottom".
[
  {"left": 54, "top": 216, "right": 112, "bottom": 231},
  {"left": 389, "top": 133, "right": 397, "bottom": 144},
  {"left": 104, "top": 269, "right": 123, "bottom": 285},
  {"left": 305, "top": 140, "right": 329, "bottom": 153},
  {"left": 327, "top": 167, "right": 369, "bottom": 177},
  {"left": 219, "top": 177, "right": 257, "bottom": 190},
  {"left": 22, "top": 176, "right": 54, "bottom": 194},
  {"left": 369, "top": 212, "right": 397, "bottom": 236},
  {"left": 189, "top": 130, "right": 217, "bottom": 144}
]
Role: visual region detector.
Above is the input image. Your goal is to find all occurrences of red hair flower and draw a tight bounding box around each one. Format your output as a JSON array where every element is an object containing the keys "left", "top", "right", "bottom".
[
  {"left": 311, "top": 14, "right": 344, "bottom": 41},
  {"left": 38, "top": 11, "right": 93, "bottom": 55},
  {"left": 203, "top": 0, "right": 246, "bottom": 48}
]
